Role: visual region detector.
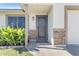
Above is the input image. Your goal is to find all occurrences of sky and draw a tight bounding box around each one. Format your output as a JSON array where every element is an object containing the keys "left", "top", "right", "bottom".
[{"left": 0, "top": 3, "right": 21, "bottom": 9}]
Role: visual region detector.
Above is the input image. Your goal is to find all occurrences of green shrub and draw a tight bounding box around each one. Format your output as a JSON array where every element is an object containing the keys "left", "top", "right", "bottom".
[{"left": 0, "top": 26, "right": 25, "bottom": 46}]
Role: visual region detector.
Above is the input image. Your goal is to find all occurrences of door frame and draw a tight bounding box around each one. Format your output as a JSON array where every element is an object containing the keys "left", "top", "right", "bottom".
[
  {"left": 65, "top": 6, "right": 79, "bottom": 45},
  {"left": 36, "top": 15, "right": 48, "bottom": 42}
]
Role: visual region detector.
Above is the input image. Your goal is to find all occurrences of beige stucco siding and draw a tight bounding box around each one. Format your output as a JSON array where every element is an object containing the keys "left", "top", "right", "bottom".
[
  {"left": 53, "top": 4, "right": 65, "bottom": 28},
  {"left": 0, "top": 14, "right": 6, "bottom": 28},
  {"left": 29, "top": 14, "right": 36, "bottom": 30},
  {"left": 48, "top": 7, "right": 54, "bottom": 44}
]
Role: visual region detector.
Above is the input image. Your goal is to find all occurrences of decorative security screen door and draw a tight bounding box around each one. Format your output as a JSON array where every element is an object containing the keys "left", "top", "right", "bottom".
[{"left": 36, "top": 15, "right": 48, "bottom": 42}]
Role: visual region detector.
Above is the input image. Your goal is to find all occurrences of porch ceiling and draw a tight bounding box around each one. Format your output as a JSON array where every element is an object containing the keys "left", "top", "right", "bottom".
[
  {"left": 28, "top": 4, "right": 52, "bottom": 14},
  {"left": 21, "top": 4, "right": 52, "bottom": 14}
]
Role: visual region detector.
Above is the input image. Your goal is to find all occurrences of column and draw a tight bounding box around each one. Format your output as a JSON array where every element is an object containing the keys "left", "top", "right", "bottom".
[{"left": 25, "top": 5, "right": 29, "bottom": 48}]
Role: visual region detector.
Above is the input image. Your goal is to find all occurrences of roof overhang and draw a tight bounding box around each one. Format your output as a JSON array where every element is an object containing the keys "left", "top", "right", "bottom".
[{"left": 0, "top": 9, "right": 24, "bottom": 14}]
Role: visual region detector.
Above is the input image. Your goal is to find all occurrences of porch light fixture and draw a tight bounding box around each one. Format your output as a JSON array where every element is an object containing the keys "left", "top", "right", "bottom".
[{"left": 32, "top": 16, "right": 34, "bottom": 21}]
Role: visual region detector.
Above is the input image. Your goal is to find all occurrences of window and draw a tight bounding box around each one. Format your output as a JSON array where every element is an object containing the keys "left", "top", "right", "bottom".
[
  {"left": 7, "top": 16, "right": 25, "bottom": 28},
  {"left": 18, "top": 16, "right": 25, "bottom": 28}
]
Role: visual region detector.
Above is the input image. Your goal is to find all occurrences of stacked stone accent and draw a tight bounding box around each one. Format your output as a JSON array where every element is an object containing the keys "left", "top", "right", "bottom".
[
  {"left": 28, "top": 29, "right": 65, "bottom": 45},
  {"left": 53, "top": 29, "right": 65, "bottom": 45},
  {"left": 28, "top": 30, "right": 37, "bottom": 39}
]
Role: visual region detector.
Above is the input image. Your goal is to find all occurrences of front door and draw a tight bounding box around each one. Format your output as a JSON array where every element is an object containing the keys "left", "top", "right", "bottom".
[{"left": 36, "top": 15, "right": 48, "bottom": 42}]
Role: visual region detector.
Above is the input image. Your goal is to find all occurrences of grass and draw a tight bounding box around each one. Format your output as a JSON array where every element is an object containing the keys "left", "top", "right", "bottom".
[{"left": 0, "top": 48, "right": 32, "bottom": 56}]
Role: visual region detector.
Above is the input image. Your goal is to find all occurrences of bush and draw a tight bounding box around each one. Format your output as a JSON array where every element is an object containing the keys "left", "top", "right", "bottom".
[{"left": 0, "top": 26, "right": 25, "bottom": 46}]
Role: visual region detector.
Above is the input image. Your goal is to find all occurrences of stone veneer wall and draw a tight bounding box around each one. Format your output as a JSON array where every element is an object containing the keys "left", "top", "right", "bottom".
[
  {"left": 53, "top": 29, "right": 65, "bottom": 45},
  {"left": 28, "top": 30, "right": 37, "bottom": 39},
  {"left": 28, "top": 29, "right": 65, "bottom": 45}
]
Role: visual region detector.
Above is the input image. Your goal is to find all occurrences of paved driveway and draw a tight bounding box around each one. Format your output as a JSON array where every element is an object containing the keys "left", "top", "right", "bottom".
[{"left": 66, "top": 44, "right": 79, "bottom": 56}]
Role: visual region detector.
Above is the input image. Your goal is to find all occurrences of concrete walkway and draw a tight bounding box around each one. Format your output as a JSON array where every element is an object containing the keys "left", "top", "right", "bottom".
[{"left": 27, "top": 41, "right": 72, "bottom": 56}]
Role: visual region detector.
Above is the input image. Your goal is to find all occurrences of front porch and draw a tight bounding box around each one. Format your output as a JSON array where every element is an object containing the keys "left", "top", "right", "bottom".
[{"left": 21, "top": 4, "right": 65, "bottom": 47}]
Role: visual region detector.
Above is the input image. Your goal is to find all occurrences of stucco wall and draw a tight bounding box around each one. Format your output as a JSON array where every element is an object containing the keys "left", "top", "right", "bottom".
[
  {"left": 53, "top": 3, "right": 79, "bottom": 28},
  {"left": 0, "top": 14, "right": 6, "bottom": 28},
  {"left": 28, "top": 14, "right": 37, "bottom": 39},
  {"left": 48, "top": 7, "right": 54, "bottom": 44},
  {"left": 29, "top": 14, "right": 36, "bottom": 30},
  {"left": 53, "top": 3, "right": 65, "bottom": 28}
]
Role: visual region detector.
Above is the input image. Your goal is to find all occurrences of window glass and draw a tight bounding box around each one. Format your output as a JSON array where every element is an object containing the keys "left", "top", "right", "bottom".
[
  {"left": 18, "top": 16, "right": 25, "bottom": 28},
  {"left": 8, "top": 16, "right": 25, "bottom": 28},
  {"left": 8, "top": 16, "right": 17, "bottom": 28}
]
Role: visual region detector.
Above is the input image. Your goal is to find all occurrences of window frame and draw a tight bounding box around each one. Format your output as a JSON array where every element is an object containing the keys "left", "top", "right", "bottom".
[{"left": 6, "top": 14, "right": 25, "bottom": 28}]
